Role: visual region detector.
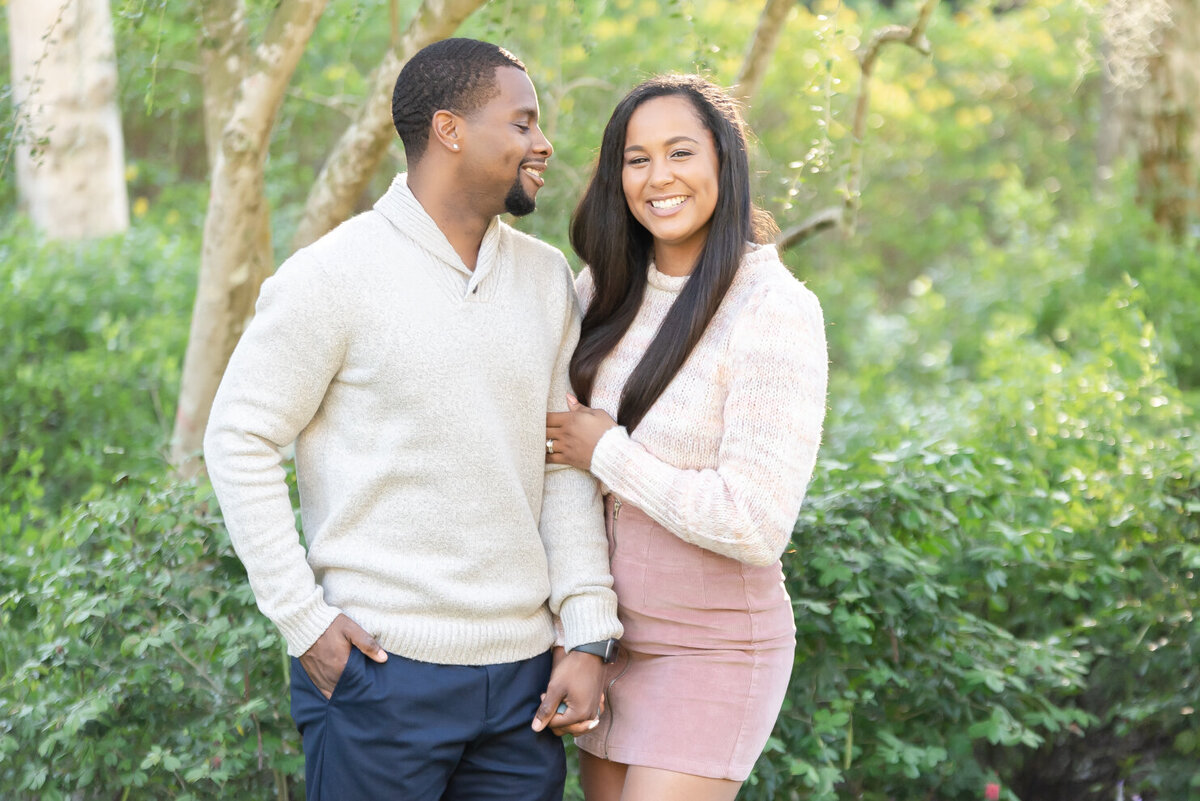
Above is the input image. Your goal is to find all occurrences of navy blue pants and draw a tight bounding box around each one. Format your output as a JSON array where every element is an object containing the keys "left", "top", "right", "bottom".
[{"left": 290, "top": 648, "right": 565, "bottom": 800}]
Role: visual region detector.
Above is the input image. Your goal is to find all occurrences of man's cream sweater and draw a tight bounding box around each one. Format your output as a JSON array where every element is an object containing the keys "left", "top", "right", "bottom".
[{"left": 204, "top": 174, "right": 621, "bottom": 663}]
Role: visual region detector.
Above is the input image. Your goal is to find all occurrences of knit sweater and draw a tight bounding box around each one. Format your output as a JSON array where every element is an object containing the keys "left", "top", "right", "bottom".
[
  {"left": 579, "top": 243, "right": 828, "bottom": 567},
  {"left": 204, "top": 174, "right": 621, "bottom": 663}
]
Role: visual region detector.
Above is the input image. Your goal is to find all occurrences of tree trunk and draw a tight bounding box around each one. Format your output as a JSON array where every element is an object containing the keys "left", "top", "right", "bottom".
[
  {"left": 6, "top": 0, "right": 128, "bottom": 239},
  {"left": 733, "top": 0, "right": 798, "bottom": 105},
  {"left": 170, "top": 0, "right": 328, "bottom": 475},
  {"left": 290, "top": 0, "right": 488, "bottom": 251},
  {"left": 1126, "top": 0, "right": 1200, "bottom": 239},
  {"left": 199, "top": 0, "right": 250, "bottom": 170}
]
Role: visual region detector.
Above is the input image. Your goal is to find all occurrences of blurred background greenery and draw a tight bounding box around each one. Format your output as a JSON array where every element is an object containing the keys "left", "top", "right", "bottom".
[{"left": 1, "top": 0, "right": 1197, "bottom": 799}]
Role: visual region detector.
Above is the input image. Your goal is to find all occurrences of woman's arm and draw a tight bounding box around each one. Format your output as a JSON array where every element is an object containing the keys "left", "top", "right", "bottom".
[{"left": 589, "top": 284, "right": 828, "bottom": 566}]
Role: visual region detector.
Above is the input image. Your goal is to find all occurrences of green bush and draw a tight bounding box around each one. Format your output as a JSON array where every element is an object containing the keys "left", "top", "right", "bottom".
[
  {"left": 0, "top": 216, "right": 194, "bottom": 519},
  {"left": 6, "top": 258, "right": 1186, "bottom": 801},
  {"left": 745, "top": 277, "right": 1199, "bottom": 801},
  {"left": 3, "top": 3, "right": 1198, "bottom": 796},
  {"left": 0, "top": 479, "right": 303, "bottom": 801}
]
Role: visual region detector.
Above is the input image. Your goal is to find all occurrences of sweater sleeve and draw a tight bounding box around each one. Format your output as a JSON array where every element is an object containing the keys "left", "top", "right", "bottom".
[
  {"left": 202, "top": 254, "right": 347, "bottom": 657},
  {"left": 540, "top": 263, "right": 623, "bottom": 649},
  {"left": 574, "top": 267, "right": 596, "bottom": 313},
  {"left": 589, "top": 283, "right": 828, "bottom": 566}
]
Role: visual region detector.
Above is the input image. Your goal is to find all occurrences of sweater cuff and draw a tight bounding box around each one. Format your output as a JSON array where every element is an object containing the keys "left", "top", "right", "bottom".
[
  {"left": 591, "top": 426, "right": 676, "bottom": 512},
  {"left": 590, "top": 426, "right": 633, "bottom": 494},
  {"left": 557, "top": 593, "right": 622, "bottom": 651},
  {"left": 276, "top": 596, "right": 343, "bottom": 658}
]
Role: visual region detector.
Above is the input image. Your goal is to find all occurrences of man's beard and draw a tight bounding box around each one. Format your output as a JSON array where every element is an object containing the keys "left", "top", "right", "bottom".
[{"left": 504, "top": 174, "right": 536, "bottom": 217}]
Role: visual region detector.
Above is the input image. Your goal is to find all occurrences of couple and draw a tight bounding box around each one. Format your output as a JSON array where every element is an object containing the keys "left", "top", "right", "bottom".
[{"left": 204, "top": 37, "right": 827, "bottom": 801}]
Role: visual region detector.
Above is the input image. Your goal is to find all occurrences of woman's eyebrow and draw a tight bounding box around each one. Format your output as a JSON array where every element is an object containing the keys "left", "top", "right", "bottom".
[{"left": 623, "top": 135, "right": 700, "bottom": 154}]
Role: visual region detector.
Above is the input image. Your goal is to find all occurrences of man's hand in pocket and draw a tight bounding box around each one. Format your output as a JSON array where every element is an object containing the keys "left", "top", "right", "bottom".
[{"left": 298, "top": 614, "right": 388, "bottom": 699}]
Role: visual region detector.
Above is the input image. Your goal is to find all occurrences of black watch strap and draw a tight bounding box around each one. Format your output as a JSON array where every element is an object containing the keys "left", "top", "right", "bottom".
[{"left": 570, "top": 638, "right": 619, "bottom": 664}]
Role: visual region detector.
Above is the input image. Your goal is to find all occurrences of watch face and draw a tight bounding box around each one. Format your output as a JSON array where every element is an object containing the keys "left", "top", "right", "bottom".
[{"left": 576, "top": 639, "right": 617, "bottom": 662}]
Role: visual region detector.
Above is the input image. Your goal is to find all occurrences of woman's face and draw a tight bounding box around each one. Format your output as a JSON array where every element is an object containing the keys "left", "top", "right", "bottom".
[{"left": 621, "top": 95, "right": 720, "bottom": 266}]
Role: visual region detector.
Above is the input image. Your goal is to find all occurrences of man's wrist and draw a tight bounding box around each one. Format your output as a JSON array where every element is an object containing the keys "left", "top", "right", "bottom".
[{"left": 569, "top": 638, "right": 619, "bottom": 664}]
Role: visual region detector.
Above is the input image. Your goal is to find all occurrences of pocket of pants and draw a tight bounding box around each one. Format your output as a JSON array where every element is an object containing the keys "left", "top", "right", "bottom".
[{"left": 295, "top": 649, "right": 360, "bottom": 703}]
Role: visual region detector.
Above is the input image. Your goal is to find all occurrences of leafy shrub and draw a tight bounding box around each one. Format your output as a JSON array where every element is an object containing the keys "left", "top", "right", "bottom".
[
  {"left": 0, "top": 217, "right": 194, "bottom": 518},
  {"left": 745, "top": 275, "right": 1199, "bottom": 800},
  {"left": 3, "top": 3, "right": 1197, "bottom": 797},
  {"left": 0, "top": 479, "right": 303, "bottom": 801}
]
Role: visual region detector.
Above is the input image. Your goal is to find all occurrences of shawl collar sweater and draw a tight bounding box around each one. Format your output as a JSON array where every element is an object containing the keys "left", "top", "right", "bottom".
[{"left": 205, "top": 174, "right": 621, "bottom": 663}]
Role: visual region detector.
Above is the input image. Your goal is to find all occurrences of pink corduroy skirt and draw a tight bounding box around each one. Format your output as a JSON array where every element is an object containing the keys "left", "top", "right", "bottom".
[{"left": 574, "top": 497, "right": 796, "bottom": 782}]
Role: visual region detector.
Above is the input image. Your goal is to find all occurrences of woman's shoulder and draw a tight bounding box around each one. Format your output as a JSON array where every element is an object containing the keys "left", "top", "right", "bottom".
[
  {"left": 729, "top": 243, "right": 823, "bottom": 323},
  {"left": 574, "top": 266, "right": 597, "bottom": 312}
]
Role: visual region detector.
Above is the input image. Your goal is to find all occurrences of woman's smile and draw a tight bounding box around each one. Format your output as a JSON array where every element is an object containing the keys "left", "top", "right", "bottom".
[{"left": 621, "top": 95, "right": 720, "bottom": 275}]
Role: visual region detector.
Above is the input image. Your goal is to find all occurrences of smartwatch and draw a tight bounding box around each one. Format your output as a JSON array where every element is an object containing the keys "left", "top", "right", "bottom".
[{"left": 571, "top": 638, "right": 619, "bottom": 664}]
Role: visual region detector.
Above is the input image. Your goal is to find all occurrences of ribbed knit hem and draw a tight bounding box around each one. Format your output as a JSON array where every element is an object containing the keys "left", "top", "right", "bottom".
[
  {"left": 351, "top": 607, "right": 557, "bottom": 666},
  {"left": 558, "top": 592, "right": 623, "bottom": 651},
  {"left": 277, "top": 599, "right": 343, "bottom": 658}
]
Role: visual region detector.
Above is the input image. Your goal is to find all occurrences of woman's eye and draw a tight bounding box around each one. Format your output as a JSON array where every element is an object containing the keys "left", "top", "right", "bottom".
[
  {"left": 625, "top": 157, "right": 648, "bottom": 166},
  {"left": 514, "top": 123, "right": 530, "bottom": 133},
  {"left": 671, "top": 149, "right": 693, "bottom": 159}
]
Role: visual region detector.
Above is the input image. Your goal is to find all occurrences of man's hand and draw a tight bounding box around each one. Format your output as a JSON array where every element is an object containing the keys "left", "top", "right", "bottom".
[
  {"left": 298, "top": 613, "right": 388, "bottom": 699},
  {"left": 532, "top": 646, "right": 606, "bottom": 735}
]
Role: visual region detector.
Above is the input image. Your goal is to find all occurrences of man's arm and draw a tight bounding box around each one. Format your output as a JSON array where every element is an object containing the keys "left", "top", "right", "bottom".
[
  {"left": 204, "top": 254, "right": 382, "bottom": 681},
  {"left": 531, "top": 261, "right": 623, "bottom": 733}
]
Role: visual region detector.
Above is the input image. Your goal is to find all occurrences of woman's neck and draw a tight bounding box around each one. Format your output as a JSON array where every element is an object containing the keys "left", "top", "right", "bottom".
[{"left": 652, "top": 237, "right": 706, "bottom": 277}]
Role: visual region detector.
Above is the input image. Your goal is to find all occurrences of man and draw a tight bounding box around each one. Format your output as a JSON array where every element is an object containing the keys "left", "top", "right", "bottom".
[{"left": 204, "top": 38, "right": 622, "bottom": 800}]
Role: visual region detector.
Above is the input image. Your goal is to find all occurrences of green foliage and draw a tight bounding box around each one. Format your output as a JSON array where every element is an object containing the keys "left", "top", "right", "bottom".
[
  {"left": 1076, "top": 189, "right": 1200, "bottom": 390},
  {"left": 0, "top": 479, "right": 302, "bottom": 800},
  {"left": 742, "top": 262, "right": 1199, "bottom": 801},
  {"left": 3, "top": 0, "right": 1200, "bottom": 798},
  {"left": 0, "top": 216, "right": 196, "bottom": 519},
  {"left": 3, "top": 218, "right": 1193, "bottom": 800}
]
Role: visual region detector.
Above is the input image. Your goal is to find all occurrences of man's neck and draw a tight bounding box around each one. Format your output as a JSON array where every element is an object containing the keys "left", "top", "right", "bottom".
[{"left": 407, "top": 169, "right": 492, "bottom": 272}]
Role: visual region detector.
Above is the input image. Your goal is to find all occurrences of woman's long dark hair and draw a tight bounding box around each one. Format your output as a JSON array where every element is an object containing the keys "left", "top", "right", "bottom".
[{"left": 569, "top": 75, "right": 775, "bottom": 433}]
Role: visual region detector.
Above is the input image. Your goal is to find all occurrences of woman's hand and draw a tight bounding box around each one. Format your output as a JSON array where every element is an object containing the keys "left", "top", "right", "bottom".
[{"left": 546, "top": 394, "right": 617, "bottom": 471}]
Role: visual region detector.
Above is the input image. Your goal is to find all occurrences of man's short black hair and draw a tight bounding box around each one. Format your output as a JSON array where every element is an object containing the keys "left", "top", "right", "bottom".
[{"left": 392, "top": 38, "right": 527, "bottom": 162}]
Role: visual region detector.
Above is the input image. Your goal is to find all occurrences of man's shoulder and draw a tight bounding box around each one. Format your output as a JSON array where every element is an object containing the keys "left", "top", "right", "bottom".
[
  {"left": 278, "top": 210, "right": 411, "bottom": 288},
  {"left": 499, "top": 222, "right": 569, "bottom": 272},
  {"left": 303, "top": 210, "right": 397, "bottom": 260}
]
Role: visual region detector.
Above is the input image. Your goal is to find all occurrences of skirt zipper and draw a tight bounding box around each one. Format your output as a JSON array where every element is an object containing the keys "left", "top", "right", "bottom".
[
  {"left": 610, "top": 497, "right": 622, "bottom": 557},
  {"left": 602, "top": 496, "right": 626, "bottom": 759}
]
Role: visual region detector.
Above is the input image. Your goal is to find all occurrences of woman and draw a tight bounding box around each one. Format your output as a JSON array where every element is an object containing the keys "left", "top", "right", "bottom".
[{"left": 545, "top": 75, "right": 828, "bottom": 800}]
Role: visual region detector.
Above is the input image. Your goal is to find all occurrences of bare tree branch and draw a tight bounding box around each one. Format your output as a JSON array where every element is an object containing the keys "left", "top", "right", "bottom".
[
  {"left": 778, "top": 0, "right": 939, "bottom": 252},
  {"left": 290, "top": 0, "right": 489, "bottom": 251},
  {"left": 734, "top": 0, "right": 798, "bottom": 105},
  {"left": 778, "top": 206, "right": 844, "bottom": 250},
  {"left": 843, "top": 0, "right": 937, "bottom": 232},
  {"left": 238, "top": 0, "right": 330, "bottom": 149}
]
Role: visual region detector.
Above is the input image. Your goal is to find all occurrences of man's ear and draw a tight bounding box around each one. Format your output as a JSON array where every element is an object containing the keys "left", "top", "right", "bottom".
[{"left": 431, "top": 109, "right": 462, "bottom": 153}]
